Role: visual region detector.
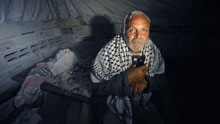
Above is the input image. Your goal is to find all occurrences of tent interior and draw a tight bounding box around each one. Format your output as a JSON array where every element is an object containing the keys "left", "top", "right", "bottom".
[{"left": 0, "top": 0, "right": 219, "bottom": 124}]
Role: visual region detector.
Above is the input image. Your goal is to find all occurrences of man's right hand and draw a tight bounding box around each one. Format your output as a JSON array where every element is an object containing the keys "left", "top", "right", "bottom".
[{"left": 128, "top": 64, "right": 147, "bottom": 84}]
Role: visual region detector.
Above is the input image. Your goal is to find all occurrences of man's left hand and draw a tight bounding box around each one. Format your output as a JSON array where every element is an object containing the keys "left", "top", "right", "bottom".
[{"left": 130, "top": 79, "right": 147, "bottom": 94}]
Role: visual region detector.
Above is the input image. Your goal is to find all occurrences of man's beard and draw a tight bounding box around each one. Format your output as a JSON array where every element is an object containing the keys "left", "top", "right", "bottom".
[{"left": 128, "top": 38, "right": 145, "bottom": 52}]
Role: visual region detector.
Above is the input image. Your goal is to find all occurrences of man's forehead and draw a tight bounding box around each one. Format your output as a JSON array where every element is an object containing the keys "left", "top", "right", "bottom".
[
  {"left": 128, "top": 15, "right": 149, "bottom": 27},
  {"left": 129, "top": 14, "right": 149, "bottom": 22}
]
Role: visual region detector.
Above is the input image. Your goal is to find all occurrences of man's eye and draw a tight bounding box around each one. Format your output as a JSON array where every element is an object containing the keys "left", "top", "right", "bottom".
[
  {"left": 129, "top": 28, "right": 136, "bottom": 33},
  {"left": 142, "top": 29, "right": 148, "bottom": 33}
]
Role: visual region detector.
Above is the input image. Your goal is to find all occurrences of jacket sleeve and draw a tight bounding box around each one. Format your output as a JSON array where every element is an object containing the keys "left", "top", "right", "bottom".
[{"left": 90, "top": 70, "right": 130, "bottom": 97}]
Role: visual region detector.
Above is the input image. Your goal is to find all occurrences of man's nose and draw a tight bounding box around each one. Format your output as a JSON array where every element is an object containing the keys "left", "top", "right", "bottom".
[{"left": 135, "top": 31, "right": 141, "bottom": 39}]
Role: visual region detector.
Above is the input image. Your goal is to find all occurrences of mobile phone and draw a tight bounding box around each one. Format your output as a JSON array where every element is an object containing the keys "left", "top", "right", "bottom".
[{"left": 132, "top": 56, "right": 145, "bottom": 67}]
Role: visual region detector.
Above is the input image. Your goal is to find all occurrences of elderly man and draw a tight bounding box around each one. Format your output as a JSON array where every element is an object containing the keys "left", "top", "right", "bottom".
[{"left": 90, "top": 11, "right": 165, "bottom": 124}]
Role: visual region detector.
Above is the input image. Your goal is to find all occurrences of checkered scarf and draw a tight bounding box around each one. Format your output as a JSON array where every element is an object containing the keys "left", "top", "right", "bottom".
[
  {"left": 93, "top": 35, "right": 158, "bottom": 81},
  {"left": 92, "top": 34, "right": 164, "bottom": 124}
]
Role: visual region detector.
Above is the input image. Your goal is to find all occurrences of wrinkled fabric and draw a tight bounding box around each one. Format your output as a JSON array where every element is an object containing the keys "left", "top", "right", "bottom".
[
  {"left": 51, "top": 48, "right": 78, "bottom": 75},
  {"left": 14, "top": 63, "right": 52, "bottom": 108},
  {"left": 46, "top": 48, "right": 92, "bottom": 98},
  {"left": 0, "top": 0, "right": 193, "bottom": 24},
  {"left": 14, "top": 48, "right": 80, "bottom": 108}
]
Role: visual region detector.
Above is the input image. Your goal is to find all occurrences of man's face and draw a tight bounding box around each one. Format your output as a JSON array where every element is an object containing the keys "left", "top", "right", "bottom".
[{"left": 126, "top": 14, "right": 149, "bottom": 52}]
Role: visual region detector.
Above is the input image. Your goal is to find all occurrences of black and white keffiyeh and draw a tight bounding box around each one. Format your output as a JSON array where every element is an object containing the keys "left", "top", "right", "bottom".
[{"left": 91, "top": 34, "right": 165, "bottom": 124}]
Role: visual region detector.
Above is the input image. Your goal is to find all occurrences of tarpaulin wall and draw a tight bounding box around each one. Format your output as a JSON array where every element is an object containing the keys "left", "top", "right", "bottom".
[{"left": 0, "top": 0, "right": 195, "bottom": 24}]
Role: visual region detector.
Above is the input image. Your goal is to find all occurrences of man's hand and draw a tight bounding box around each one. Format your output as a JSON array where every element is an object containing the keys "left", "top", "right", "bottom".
[
  {"left": 128, "top": 64, "right": 147, "bottom": 84},
  {"left": 130, "top": 79, "right": 147, "bottom": 94}
]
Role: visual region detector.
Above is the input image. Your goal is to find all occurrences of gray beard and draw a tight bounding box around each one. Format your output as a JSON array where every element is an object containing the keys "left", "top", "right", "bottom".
[{"left": 128, "top": 43, "right": 144, "bottom": 52}]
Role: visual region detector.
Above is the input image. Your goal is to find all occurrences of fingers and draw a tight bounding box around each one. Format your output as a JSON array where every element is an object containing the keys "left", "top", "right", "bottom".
[
  {"left": 130, "top": 84, "right": 133, "bottom": 94},
  {"left": 130, "top": 83, "right": 136, "bottom": 94},
  {"left": 136, "top": 65, "right": 147, "bottom": 73},
  {"left": 140, "top": 65, "right": 147, "bottom": 72},
  {"left": 131, "top": 79, "right": 148, "bottom": 94},
  {"left": 142, "top": 79, "right": 148, "bottom": 86},
  {"left": 138, "top": 65, "right": 147, "bottom": 69},
  {"left": 130, "top": 83, "right": 137, "bottom": 94},
  {"left": 128, "top": 64, "right": 147, "bottom": 85},
  {"left": 128, "top": 64, "right": 138, "bottom": 84},
  {"left": 134, "top": 83, "right": 139, "bottom": 94},
  {"left": 142, "top": 68, "right": 147, "bottom": 75}
]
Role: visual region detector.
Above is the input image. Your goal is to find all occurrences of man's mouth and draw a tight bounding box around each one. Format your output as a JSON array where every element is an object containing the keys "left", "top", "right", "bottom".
[
  {"left": 133, "top": 42, "right": 142, "bottom": 44},
  {"left": 132, "top": 39, "right": 144, "bottom": 43}
]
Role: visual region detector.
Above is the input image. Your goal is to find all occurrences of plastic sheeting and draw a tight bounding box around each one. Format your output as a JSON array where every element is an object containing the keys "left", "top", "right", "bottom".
[{"left": 0, "top": 0, "right": 195, "bottom": 24}]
